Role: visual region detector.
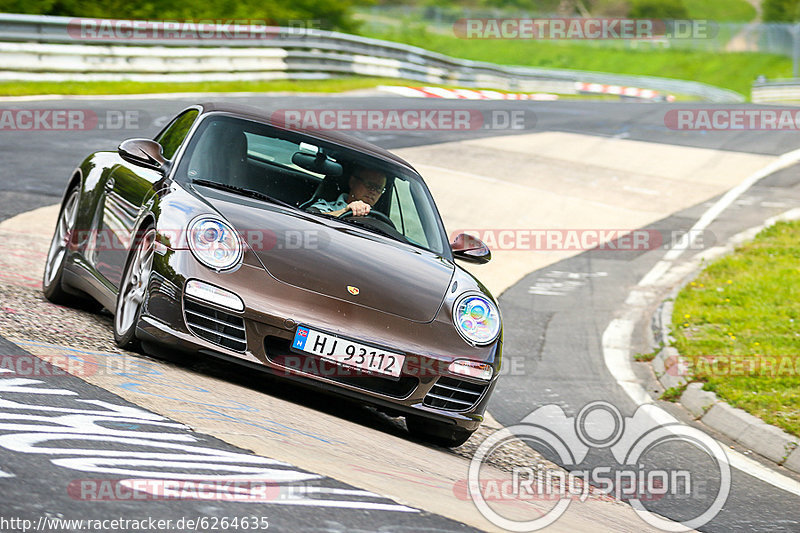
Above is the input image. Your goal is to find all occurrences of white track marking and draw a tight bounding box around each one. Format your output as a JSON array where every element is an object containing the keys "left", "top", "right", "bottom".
[{"left": 604, "top": 149, "right": 800, "bottom": 496}]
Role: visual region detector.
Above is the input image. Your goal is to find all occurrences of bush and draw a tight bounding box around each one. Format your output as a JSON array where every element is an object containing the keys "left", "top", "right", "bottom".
[
  {"left": 629, "top": 0, "right": 688, "bottom": 19},
  {"left": 589, "top": 0, "right": 632, "bottom": 17},
  {"left": 0, "top": 0, "right": 365, "bottom": 31},
  {"left": 763, "top": 0, "right": 800, "bottom": 22}
]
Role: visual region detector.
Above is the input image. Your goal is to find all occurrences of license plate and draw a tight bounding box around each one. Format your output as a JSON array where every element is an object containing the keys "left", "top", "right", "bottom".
[{"left": 291, "top": 326, "right": 405, "bottom": 378}]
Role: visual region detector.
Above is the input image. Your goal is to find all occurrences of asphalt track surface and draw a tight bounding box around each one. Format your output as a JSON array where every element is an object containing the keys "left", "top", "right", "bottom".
[{"left": 2, "top": 95, "right": 800, "bottom": 531}]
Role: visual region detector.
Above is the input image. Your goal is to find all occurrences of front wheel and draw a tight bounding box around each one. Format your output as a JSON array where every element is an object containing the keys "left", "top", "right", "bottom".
[
  {"left": 406, "top": 415, "right": 474, "bottom": 448},
  {"left": 113, "top": 225, "right": 156, "bottom": 349},
  {"left": 43, "top": 187, "right": 81, "bottom": 305}
]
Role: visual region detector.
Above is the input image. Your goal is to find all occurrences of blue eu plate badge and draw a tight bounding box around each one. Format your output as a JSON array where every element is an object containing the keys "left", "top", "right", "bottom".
[{"left": 293, "top": 327, "right": 309, "bottom": 350}]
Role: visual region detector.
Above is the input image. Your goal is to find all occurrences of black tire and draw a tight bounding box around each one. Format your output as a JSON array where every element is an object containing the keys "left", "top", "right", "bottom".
[
  {"left": 406, "top": 415, "right": 474, "bottom": 448},
  {"left": 113, "top": 225, "right": 156, "bottom": 350},
  {"left": 43, "top": 187, "right": 81, "bottom": 305}
]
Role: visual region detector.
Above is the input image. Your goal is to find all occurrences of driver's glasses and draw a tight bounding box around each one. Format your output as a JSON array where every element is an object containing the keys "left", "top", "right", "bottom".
[{"left": 355, "top": 175, "right": 386, "bottom": 194}]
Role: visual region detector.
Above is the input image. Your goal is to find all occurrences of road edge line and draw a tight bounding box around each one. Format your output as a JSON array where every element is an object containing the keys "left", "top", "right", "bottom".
[{"left": 603, "top": 151, "right": 800, "bottom": 495}]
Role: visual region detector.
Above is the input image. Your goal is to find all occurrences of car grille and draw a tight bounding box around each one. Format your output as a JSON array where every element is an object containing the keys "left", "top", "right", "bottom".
[
  {"left": 264, "top": 336, "right": 418, "bottom": 399},
  {"left": 184, "top": 297, "right": 246, "bottom": 352},
  {"left": 423, "top": 376, "right": 487, "bottom": 411}
]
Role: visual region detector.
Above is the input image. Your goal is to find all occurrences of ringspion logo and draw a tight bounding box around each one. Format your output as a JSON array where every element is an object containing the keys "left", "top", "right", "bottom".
[{"left": 468, "top": 401, "right": 731, "bottom": 531}]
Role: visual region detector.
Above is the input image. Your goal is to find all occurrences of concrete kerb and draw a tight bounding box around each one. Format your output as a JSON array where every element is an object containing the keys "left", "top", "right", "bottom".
[{"left": 650, "top": 210, "right": 800, "bottom": 474}]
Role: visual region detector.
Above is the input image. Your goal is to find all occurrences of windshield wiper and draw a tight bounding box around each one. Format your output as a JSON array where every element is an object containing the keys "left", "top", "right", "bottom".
[{"left": 191, "top": 179, "right": 296, "bottom": 209}]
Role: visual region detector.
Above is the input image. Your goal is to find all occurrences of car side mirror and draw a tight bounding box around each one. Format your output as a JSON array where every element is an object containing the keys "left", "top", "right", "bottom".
[
  {"left": 451, "top": 233, "right": 491, "bottom": 264},
  {"left": 119, "top": 138, "right": 168, "bottom": 173}
]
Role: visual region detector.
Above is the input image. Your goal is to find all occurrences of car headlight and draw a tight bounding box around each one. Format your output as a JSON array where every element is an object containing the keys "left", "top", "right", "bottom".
[
  {"left": 188, "top": 216, "right": 242, "bottom": 271},
  {"left": 453, "top": 293, "right": 501, "bottom": 345}
]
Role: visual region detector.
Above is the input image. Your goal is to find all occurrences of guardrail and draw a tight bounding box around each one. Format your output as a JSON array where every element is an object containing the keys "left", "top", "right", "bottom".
[
  {"left": 752, "top": 78, "right": 800, "bottom": 103},
  {"left": 0, "top": 13, "right": 745, "bottom": 102}
]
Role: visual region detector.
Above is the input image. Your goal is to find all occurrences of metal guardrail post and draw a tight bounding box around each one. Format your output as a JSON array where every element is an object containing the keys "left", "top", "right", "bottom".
[{"left": 792, "top": 24, "right": 800, "bottom": 78}]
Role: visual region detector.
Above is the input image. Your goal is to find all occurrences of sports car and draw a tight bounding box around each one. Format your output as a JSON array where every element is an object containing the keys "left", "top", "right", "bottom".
[{"left": 43, "top": 102, "right": 502, "bottom": 447}]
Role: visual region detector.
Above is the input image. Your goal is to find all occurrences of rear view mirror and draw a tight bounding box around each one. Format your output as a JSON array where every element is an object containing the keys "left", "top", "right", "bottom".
[
  {"left": 451, "top": 233, "right": 491, "bottom": 264},
  {"left": 292, "top": 151, "right": 343, "bottom": 176},
  {"left": 118, "top": 138, "right": 167, "bottom": 173}
]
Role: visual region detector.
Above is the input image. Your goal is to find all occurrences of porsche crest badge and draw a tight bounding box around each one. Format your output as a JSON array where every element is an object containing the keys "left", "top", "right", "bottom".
[{"left": 347, "top": 286, "right": 360, "bottom": 295}]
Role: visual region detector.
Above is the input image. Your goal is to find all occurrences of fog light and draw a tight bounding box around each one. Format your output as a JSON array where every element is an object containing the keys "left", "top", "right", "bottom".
[
  {"left": 185, "top": 280, "right": 244, "bottom": 312},
  {"left": 448, "top": 359, "right": 493, "bottom": 381}
]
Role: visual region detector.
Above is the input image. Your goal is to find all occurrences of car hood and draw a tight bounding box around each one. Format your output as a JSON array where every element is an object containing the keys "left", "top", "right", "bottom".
[{"left": 199, "top": 189, "right": 454, "bottom": 323}]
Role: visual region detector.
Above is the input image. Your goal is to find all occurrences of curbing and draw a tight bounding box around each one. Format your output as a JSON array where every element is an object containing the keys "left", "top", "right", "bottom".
[
  {"left": 652, "top": 224, "right": 800, "bottom": 475},
  {"left": 786, "top": 447, "right": 800, "bottom": 472}
]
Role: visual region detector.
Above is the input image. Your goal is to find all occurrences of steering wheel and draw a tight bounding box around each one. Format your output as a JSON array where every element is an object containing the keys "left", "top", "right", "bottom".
[{"left": 338, "top": 208, "right": 396, "bottom": 228}]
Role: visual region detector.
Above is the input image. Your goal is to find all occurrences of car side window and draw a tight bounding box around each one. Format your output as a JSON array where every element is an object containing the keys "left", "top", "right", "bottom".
[
  {"left": 390, "top": 178, "right": 429, "bottom": 248},
  {"left": 154, "top": 109, "right": 199, "bottom": 160}
]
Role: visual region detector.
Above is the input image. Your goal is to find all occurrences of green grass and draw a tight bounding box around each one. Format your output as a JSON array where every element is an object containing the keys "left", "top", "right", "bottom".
[
  {"left": 683, "top": 0, "right": 758, "bottom": 22},
  {"left": 672, "top": 221, "right": 800, "bottom": 437},
  {"left": 634, "top": 341, "right": 665, "bottom": 362},
  {"left": 0, "top": 76, "right": 662, "bottom": 99},
  {"left": 0, "top": 77, "right": 420, "bottom": 97},
  {"left": 661, "top": 384, "right": 688, "bottom": 402},
  {"left": 362, "top": 27, "right": 790, "bottom": 97}
]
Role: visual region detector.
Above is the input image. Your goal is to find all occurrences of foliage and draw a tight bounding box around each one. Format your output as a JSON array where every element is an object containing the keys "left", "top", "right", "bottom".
[
  {"left": 629, "top": 0, "right": 688, "bottom": 19},
  {"left": 682, "top": 0, "right": 756, "bottom": 22},
  {"left": 588, "top": 0, "right": 632, "bottom": 17},
  {"left": 0, "top": 0, "right": 368, "bottom": 31},
  {"left": 477, "top": 0, "right": 562, "bottom": 11},
  {"left": 764, "top": 0, "right": 800, "bottom": 22},
  {"left": 661, "top": 385, "right": 687, "bottom": 402}
]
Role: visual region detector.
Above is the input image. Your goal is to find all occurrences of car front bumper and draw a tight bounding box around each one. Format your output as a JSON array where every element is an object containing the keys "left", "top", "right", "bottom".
[{"left": 138, "top": 261, "right": 501, "bottom": 433}]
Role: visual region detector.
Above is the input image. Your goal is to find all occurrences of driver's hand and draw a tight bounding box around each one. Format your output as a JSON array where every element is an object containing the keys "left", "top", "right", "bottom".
[{"left": 348, "top": 200, "right": 371, "bottom": 216}]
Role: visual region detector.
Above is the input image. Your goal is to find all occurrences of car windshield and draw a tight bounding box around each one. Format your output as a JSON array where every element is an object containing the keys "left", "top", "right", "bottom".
[{"left": 173, "top": 114, "right": 448, "bottom": 256}]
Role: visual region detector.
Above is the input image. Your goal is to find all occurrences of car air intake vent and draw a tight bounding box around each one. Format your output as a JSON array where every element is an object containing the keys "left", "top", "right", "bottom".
[
  {"left": 423, "top": 376, "right": 487, "bottom": 411},
  {"left": 184, "top": 297, "right": 246, "bottom": 352}
]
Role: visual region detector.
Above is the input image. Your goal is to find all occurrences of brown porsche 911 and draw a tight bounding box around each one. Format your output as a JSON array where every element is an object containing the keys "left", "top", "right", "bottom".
[{"left": 43, "top": 102, "right": 502, "bottom": 447}]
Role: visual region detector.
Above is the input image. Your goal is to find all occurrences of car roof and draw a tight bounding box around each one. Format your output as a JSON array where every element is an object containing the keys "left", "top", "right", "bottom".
[{"left": 196, "top": 101, "right": 418, "bottom": 173}]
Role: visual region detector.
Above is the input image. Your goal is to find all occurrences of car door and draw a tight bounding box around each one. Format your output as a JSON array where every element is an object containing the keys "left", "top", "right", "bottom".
[{"left": 94, "top": 109, "right": 199, "bottom": 287}]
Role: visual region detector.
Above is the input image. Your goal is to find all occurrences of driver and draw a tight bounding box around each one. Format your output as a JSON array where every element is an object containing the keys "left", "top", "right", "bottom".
[{"left": 308, "top": 167, "right": 386, "bottom": 217}]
